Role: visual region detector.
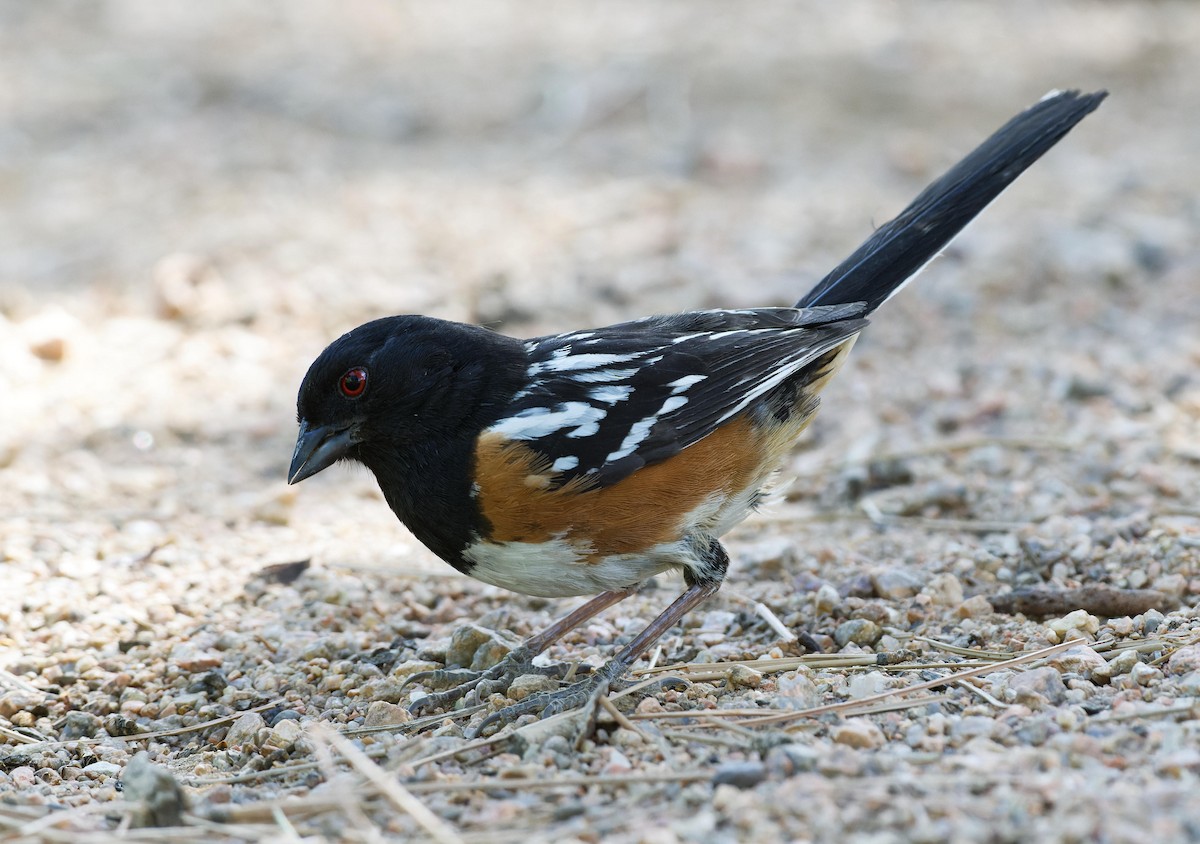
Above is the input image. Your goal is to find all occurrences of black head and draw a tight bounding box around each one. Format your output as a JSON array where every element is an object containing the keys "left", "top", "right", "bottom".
[{"left": 288, "top": 315, "right": 522, "bottom": 485}]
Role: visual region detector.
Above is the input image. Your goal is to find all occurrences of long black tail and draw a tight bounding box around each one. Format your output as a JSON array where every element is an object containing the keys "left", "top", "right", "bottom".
[{"left": 796, "top": 89, "right": 1106, "bottom": 314}]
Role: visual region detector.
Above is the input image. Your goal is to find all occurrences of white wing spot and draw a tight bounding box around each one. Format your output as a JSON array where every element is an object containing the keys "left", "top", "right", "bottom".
[
  {"left": 668, "top": 374, "right": 706, "bottom": 394},
  {"left": 589, "top": 385, "right": 633, "bottom": 404},
  {"left": 569, "top": 367, "right": 640, "bottom": 384},
  {"left": 604, "top": 394, "right": 689, "bottom": 464},
  {"left": 552, "top": 455, "right": 579, "bottom": 472},
  {"left": 536, "top": 352, "right": 632, "bottom": 374},
  {"left": 489, "top": 402, "right": 607, "bottom": 440}
]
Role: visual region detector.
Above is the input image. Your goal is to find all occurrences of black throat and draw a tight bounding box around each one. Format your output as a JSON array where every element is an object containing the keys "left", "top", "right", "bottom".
[{"left": 355, "top": 323, "right": 527, "bottom": 572}]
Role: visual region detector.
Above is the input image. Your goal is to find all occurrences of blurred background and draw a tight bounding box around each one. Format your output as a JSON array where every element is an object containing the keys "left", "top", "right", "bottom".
[
  {"left": 3, "top": 0, "right": 1197, "bottom": 527},
  {"left": 2, "top": 0, "right": 1199, "bottom": 829}
]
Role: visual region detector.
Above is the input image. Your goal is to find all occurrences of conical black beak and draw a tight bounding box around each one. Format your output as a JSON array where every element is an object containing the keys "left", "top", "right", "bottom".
[{"left": 288, "top": 421, "right": 354, "bottom": 484}]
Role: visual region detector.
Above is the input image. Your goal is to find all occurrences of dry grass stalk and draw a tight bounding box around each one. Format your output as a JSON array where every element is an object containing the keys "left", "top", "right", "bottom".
[
  {"left": 737, "top": 639, "right": 1082, "bottom": 728},
  {"left": 0, "top": 724, "right": 40, "bottom": 744},
  {"left": 310, "top": 722, "right": 464, "bottom": 844}
]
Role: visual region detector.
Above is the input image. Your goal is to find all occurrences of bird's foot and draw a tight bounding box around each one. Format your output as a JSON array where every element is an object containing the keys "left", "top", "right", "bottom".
[
  {"left": 402, "top": 645, "right": 584, "bottom": 716},
  {"left": 467, "top": 659, "right": 630, "bottom": 739}
]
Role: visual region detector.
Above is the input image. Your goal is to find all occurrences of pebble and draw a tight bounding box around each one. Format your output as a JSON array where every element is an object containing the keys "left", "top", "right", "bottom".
[
  {"left": 1100, "top": 649, "right": 1140, "bottom": 681},
  {"left": 1046, "top": 610, "right": 1100, "bottom": 642},
  {"left": 507, "top": 673, "right": 559, "bottom": 701},
  {"left": 847, "top": 671, "right": 890, "bottom": 700},
  {"left": 871, "top": 570, "right": 924, "bottom": 600},
  {"left": 776, "top": 671, "right": 820, "bottom": 710},
  {"left": 1166, "top": 644, "right": 1200, "bottom": 676},
  {"left": 122, "top": 752, "right": 186, "bottom": 828},
  {"left": 1175, "top": 671, "right": 1200, "bottom": 695},
  {"left": 445, "top": 624, "right": 514, "bottom": 671},
  {"left": 1141, "top": 609, "right": 1166, "bottom": 634},
  {"left": 0, "top": 691, "right": 40, "bottom": 720},
  {"left": 1007, "top": 667, "right": 1067, "bottom": 705},
  {"left": 225, "top": 711, "right": 266, "bottom": 748},
  {"left": 364, "top": 701, "right": 411, "bottom": 727},
  {"left": 831, "top": 719, "right": 885, "bottom": 750},
  {"left": 726, "top": 665, "right": 762, "bottom": 690},
  {"left": 712, "top": 761, "right": 767, "bottom": 789},
  {"left": 265, "top": 717, "right": 305, "bottom": 747},
  {"left": 834, "top": 619, "right": 882, "bottom": 647},
  {"left": 1049, "top": 645, "right": 1108, "bottom": 680},
  {"left": 923, "top": 573, "right": 964, "bottom": 606},
  {"left": 269, "top": 709, "right": 304, "bottom": 726},
  {"left": 83, "top": 761, "right": 122, "bottom": 779},
  {"left": 602, "top": 748, "right": 633, "bottom": 775},
  {"left": 814, "top": 583, "right": 840, "bottom": 613},
  {"left": 61, "top": 711, "right": 102, "bottom": 740},
  {"left": 390, "top": 660, "right": 441, "bottom": 679},
  {"left": 1129, "top": 662, "right": 1162, "bottom": 686},
  {"left": 956, "top": 594, "right": 993, "bottom": 619}
]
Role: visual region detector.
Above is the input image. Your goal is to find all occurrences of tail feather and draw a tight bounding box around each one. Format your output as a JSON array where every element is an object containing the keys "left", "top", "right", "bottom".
[{"left": 797, "top": 89, "right": 1106, "bottom": 313}]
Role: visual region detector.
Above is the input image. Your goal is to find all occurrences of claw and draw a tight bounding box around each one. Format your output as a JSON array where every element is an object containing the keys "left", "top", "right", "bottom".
[{"left": 466, "top": 660, "right": 627, "bottom": 739}]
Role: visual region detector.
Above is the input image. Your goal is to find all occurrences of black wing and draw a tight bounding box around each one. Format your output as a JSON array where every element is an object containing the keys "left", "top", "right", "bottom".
[{"left": 488, "top": 304, "right": 867, "bottom": 487}]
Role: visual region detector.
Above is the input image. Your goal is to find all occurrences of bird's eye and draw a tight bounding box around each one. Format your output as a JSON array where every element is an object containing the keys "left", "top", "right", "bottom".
[{"left": 339, "top": 367, "right": 368, "bottom": 398}]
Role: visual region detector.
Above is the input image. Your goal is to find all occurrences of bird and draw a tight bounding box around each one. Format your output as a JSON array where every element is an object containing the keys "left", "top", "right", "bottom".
[{"left": 288, "top": 89, "right": 1105, "bottom": 736}]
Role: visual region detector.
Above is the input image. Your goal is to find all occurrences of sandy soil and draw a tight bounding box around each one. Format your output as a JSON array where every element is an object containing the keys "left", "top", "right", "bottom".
[{"left": 2, "top": 2, "right": 1199, "bottom": 841}]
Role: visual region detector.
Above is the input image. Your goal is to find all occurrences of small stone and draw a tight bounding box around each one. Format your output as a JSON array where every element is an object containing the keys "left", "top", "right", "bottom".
[
  {"left": 1046, "top": 610, "right": 1100, "bottom": 641},
  {"left": 815, "top": 583, "right": 840, "bottom": 613},
  {"left": 1129, "top": 662, "right": 1162, "bottom": 686},
  {"left": 84, "top": 761, "right": 123, "bottom": 779},
  {"left": 831, "top": 718, "right": 885, "bottom": 749},
  {"left": 834, "top": 619, "right": 882, "bottom": 647},
  {"left": 445, "top": 624, "right": 514, "bottom": 671},
  {"left": 1175, "top": 671, "right": 1200, "bottom": 696},
  {"left": 364, "top": 700, "right": 412, "bottom": 727},
  {"left": 122, "top": 752, "right": 186, "bottom": 827},
  {"left": 61, "top": 710, "right": 101, "bottom": 740},
  {"left": 726, "top": 665, "right": 762, "bottom": 690},
  {"left": 777, "top": 670, "right": 820, "bottom": 710},
  {"left": 269, "top": 709, "right": 303, "bottom": 726},
  {"left": 1156, "top": 749, "right": 1200, "bottom": 778},
  {"left": 250, "top": 487, "right": 297, "bottom": 526},
  {"left": 1167, "top": 645, "right": 1200, "bottom": 676},
  {"left": 871, "top": 570, "right": 924, "bottom": 601},
  {"left": 225, "top": 711, "right": 266, "bottom": 748},
  {"left": 1008, "top": 667, "right": 1067, "bottom": 704},
  {"left": 172, "top": 646, "right": 223, "bottom": 672},
  {"left": 699, "top": 610, "right": 737, "bottom": 632},
  {"left": 0, "top": 690, "right": 40, "bottom": 720},
  {"left": 1107, "top": 617, "right": 1135, "bottom": 637},
  {"left": 1049, "top": 646, "right": 1108, "bottom": 680},
  {"left": 390, "top": 660, "right": 441, "bottom": 679},
  {"left": 1141, "top": 609, "right": 1165, "bottom": 634},
  {"left": 923, "top": 573, "right": 964, "bottom": 606},
  {"left": 601, "top": 748, "right": 632, "bottom": 774},
  {"left": 956, "top": 595, "right": 994, "bottom": 619},
  {"left": 507, "top": 674, "right": 560, "bottom": 701},
  {"left": 30, "top": 336, "right": 66, "bottom": 362},
  {"left": 636, "top": 697, "right": 664, "bottom": 715},
  {"left": 712, "top": 761, "right": 767, "bottom": 789},
  {"left": 847, "top": 672, "right": 890, "bottom": 699},
  {"left": 10, "top": 767, "right": 36, "bottom": 788},
  {"left": 265, "top": 717, "right": 305, "bottom": 748},
  {"left": 1099, "top": 649, "right": 1139, "bottom": 681}
]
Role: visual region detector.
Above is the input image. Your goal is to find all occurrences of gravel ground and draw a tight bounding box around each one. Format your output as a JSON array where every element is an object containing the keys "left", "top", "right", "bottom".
[{"left": 3, "top": 2, "right": 1200, "bottom": 842}]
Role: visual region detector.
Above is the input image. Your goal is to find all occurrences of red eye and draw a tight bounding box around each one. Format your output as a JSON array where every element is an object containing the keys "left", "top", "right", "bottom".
[{"left": 339, "top": 367, "right": 368, "bottom": 398}]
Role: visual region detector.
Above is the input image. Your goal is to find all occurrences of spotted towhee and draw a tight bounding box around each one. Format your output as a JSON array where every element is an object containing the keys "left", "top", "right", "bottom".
[{"left": 288, "top": 90, "right": 1105, "bottom": 734}]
